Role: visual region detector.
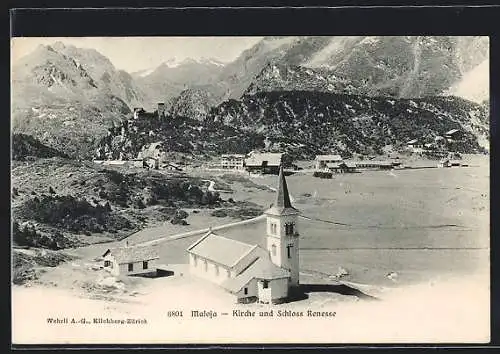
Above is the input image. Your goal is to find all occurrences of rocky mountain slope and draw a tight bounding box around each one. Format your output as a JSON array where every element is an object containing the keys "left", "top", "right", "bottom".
[
  {"left": 11, "top": 38, "right": 489, "bottom": 160},
  {"left": 207, "top": 91, "right": 489, "bottom": 157},
  {"left": 222, "top": 36, "right": 489, "bottom": 101},
  {"left": 167, "top": 88, "right": 220, "bottom": 121},
  {"left": 12, "top": 133, "right": 69, "bottom": 160},
  {"left": 96, "top": 91, "right": 488, "bottom": 161},
  {"left": 134, "top": 57, "right": 226, "bottom": 108},
  {"left": 11, "top": 42, "right": 146, "bottom": 158}
]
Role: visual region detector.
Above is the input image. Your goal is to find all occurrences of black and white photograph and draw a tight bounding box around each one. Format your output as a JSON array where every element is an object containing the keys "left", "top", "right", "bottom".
[{"left": 11, "top": 34, "right": 490, "bottom": 344}]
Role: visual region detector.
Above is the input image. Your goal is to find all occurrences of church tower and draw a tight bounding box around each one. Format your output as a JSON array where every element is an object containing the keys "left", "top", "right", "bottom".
[{"left": 265, "top": 165, "right": 300, "bottom": 287}]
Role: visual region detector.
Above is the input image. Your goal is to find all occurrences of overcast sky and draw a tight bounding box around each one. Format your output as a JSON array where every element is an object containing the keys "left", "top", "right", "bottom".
[{"left": 11, "top": 37, "right": 263, "bottom": 72}]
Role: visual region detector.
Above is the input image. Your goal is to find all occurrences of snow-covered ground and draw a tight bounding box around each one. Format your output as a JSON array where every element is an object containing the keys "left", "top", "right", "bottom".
[{"left": 12, "top": 271, "right": 489, "bottom": 344}]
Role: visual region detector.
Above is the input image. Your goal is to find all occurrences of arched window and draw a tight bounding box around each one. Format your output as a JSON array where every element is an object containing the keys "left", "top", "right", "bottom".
[
  {"left": 285, "top": 223, "right": 295, "bottom": 236},
  {"left": 271, "top": 244, "right": 277, "bottom": 256}
]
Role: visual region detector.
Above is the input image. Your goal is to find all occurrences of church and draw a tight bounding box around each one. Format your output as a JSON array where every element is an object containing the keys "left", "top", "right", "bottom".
[{"left": 186, "top": 165, "right": 300, "bottom": 304}]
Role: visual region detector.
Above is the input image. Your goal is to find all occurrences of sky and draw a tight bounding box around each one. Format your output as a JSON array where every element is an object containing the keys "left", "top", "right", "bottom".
[{"left": 11, "top": 37, "right": 263, "bottom": 73}]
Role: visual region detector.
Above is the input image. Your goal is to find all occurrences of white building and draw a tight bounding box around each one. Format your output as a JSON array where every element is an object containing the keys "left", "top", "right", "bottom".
[
  {"left": 102, "top": 246, "right": 159, "bottom": 276},
  {"left": 314, "top": 154, "right": 342, "bottom": 170},
  {"left": 221, "top": 154, "right": 246, "bottom": 170},
  {"left": 187, "top": 165, "right": 300, "bottom": 304}
]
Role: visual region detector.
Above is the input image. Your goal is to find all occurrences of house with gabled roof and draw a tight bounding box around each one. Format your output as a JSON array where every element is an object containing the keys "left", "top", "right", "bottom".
[
  {"left": 244, "top": 152, "right": 285, "bottom": 174},
  {"left": 102, "top": 245, "right": 159, "bottom": 276},
  {"left": 186, "top": 165, "right": 300, "bottom": 304},
  {"left": 314, "top": 154, "right": 343, "bottom": 170}
]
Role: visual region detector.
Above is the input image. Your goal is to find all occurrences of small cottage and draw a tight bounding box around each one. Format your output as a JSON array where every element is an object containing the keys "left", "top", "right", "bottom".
[
  {"left": 102, "top": 246, "right": 160, "bottom": 276},
  {"left": 445, "top": 129, "right": 462, "bottom": 141}
]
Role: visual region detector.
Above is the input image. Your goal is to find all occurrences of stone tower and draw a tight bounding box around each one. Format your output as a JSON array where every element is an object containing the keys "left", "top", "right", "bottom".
[{"left": 265, "top": 165, "right": 300, "bottom": 287}]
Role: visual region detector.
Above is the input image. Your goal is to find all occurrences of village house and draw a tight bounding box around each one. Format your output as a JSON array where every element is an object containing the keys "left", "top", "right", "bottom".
[
  {"left": 445, "top": 129, "right": 462, "bottom": 141},
  {"left": 406, "top": 139, "right": 421, "bottom": 149},
  {"left": 102, "top": 245, "right": 160, "bottom": 277},
  {"left": 326, "top": 161, "right": 357, "bottom": 173},
  {"left": 245, "top": 152, "right": 285, "bottom": 174},
  {"left": 187, "top": 166, "right": 300, "bottom": 304},
  {"left": 314, "top": 154, "right": 343, "bottom": 170},
  {"left": 221, "top": 154, "right": 246, "bottom": 170}
]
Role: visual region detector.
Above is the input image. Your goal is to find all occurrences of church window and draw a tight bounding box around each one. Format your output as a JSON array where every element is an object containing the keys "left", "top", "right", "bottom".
[
  {"left": 287, "top": 244, "right": 293, "bottom": 259},
  {"left": 271, "top": 244, "right": 276, "bottom": 256},
  {"left": 285, "top": 223, "right": 295, "bottom": 236},
  {"left": 271, "top": 223, "right": 277, "bottom": 234},
  {"left": 262, "top": 280, "right": 269, "bottom": 289},
  {"left": 244, "top": 287, "right": 248, "bottom": 295}
]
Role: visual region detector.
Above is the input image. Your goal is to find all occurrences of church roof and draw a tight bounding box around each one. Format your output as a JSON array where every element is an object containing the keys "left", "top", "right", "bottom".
[
  {"left": 221, "top": 256, "right": 290, "bottom": 293},
  {"left": 187, "top": 231, "right": 257, "bottom": 268},
  {"left": 265, "top": 165, "right": 299, "bottom": 216}
]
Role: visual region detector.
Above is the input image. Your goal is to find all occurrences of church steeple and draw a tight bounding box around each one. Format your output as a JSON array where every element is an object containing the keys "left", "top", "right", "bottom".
[
  {"left": 265, "top": 165, "right": 298, "bottom": 216},
  {"left": 265, "top": 164, "right": 300, "bottom": 287}
]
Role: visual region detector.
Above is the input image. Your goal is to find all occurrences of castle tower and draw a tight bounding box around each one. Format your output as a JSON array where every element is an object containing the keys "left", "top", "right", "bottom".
[
  {"left": 157, "top": 103, "right": 165, "bottom": 119},
  {"left": 265, "top": 165, "right": 300, "bottom": 287}
]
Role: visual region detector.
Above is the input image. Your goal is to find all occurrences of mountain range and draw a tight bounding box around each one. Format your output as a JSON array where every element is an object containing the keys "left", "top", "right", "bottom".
[{"left": 11, "top": 36, "right": 490, "bottom": 159}]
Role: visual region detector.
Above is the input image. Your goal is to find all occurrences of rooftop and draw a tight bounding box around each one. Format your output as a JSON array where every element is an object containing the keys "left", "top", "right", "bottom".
[
  {"left": 221, "top": 256, "right": 291, "bottom": 293},
  {"left": 187, "top": 231, "right": 256, "bottom": 268},
  {"left": 315, "top": 154, "right": 342, "bottom": 161},
  {"left": 245, "top": 153, "right": 283, "bottom": 166},
  {"left": 103, "top": 246, "right": 159, "bottom": 264}
]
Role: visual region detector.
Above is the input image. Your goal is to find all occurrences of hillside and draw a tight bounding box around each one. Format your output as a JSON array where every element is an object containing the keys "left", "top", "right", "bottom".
[
  {"left": 96, "top": 91, "right": 488, "bottom": 160},
  {"left": 11, "top": 42, "right": 146, "bottom": 158},
  {"left": 12, "top": 133, "right": 69, "bottom": 160},
  {"left": 207, "top": 91, "right": 489, "bottom": 157},
  {"left": 11, "top": 157, "right": 224, "bottom": 250},
  {"left": 95, "top": 113, "right": 265, "bottom": 161},
  {"left": 204, "top": 36, "right": 489, "bottom": 103},
  {"left": 168, "top": 88, "right": 220, "bottom": 121}
]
